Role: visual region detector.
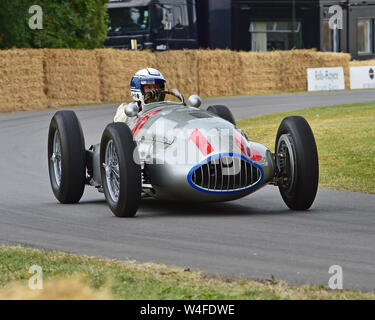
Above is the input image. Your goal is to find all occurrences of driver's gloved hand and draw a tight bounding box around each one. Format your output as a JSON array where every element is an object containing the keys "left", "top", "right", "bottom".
[
  {"left": 150, "top": 89, "right": 162, "bottom": 99},
  {"left": 145, "top": 89, "right": 162, "bottom": 102}
]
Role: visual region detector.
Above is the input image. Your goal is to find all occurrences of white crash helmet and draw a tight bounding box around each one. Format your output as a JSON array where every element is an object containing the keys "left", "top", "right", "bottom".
[{"left": 130, "top": 68, "right": 166, "bottom": 104}]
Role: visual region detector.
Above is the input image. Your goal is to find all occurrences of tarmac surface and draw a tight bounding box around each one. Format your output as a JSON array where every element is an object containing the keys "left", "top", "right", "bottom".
[{"left": 1, "top": 90, "right": 374, "bottom": 291}]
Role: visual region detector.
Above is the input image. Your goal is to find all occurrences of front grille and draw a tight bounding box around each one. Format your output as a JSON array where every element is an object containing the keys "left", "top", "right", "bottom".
[{"left": 190, "top": 155, "right": 262, "bottom": 192}]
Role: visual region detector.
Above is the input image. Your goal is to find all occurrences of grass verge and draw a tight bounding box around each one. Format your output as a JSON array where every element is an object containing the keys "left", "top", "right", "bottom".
[
  {"left": 238, "top": 102, "right": 375, "bottom": 194},
  {"left": 0, "top": 245, "right": 374, "bottom": 300}
]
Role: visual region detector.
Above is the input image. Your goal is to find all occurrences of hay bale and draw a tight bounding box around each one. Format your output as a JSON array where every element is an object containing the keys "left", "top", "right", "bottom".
[
  {"left": 0, "top": 49, "right": 47, "bottom": 112},
  {"left": 350, "top": 59, "right": 375, "bottom": 66},
  {"left": 314, "top": 51, "right": 351, "bottom": 89},
  {"left": 278, "top": 50, "right": 350, "bottom": 91},
  {"left": 197, "top": 49, "right": 241, "bottom": 97},
  {"left": 97, "top": 49, "right": 155, "bottom": 102},
  {"left": 278, "top": 50, "right": 315, "bottom": 92},
  {"left": 0, "top": 48, "right": 353, "bottom": 113},
  {"left": 44, "top": 49, "right": 101, "bottom": 107},
  {"left": 154, "top": 50, "right": 198, "bottom": 97},
  {"left": 238, "top": 51, "right": 282, "bottom": 94},
  {"left": 197, "top": 49, "right": 349, "bottom": 96}
]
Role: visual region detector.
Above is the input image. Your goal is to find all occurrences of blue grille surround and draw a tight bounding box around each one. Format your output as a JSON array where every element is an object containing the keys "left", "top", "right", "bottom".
[{"left": 187, "top": 153, "right": 264, "bottom": 194}]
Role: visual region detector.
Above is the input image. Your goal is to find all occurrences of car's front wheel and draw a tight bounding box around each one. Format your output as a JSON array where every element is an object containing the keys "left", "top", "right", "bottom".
[
  {"left": 100, "top": 123, "right": 141, "bottom": 217},
  {"left": 275, "top": 116, "right": 319, "bottom": 210},
  {"left": 48, "top": 110, "right": 86, "bottom": 203},
  {"left": 207, "top": 105, "right": 236, "bottom": 126}
]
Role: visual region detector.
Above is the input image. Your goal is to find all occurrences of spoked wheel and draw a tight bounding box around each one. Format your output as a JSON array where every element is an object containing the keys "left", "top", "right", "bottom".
[
  {"left": 100, "top": 122, "right": 141, "bottom": 217},
  {"left": 103, "top": 140, "right": 120, "bottom": 203},
  {"left": 51, "top": 130, "right": 62, "bottom": 187},
  {"left": 275, "top": 116, "right": 319, "bottom": 210},
  {"left": 48, "top": 110, "right": 86, "bottom": 203}
]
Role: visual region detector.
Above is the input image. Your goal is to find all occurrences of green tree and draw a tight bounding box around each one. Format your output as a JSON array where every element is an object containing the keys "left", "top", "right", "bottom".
[{"left": 0, "top": 0, "right": 109, "bottom": 49}]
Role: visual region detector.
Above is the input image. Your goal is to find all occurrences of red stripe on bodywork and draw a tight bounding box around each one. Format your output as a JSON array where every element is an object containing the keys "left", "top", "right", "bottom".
[
  {"left": 249, "top": 148, "right": 262, "bottom": 162},
  {"left": 234, "top": 130, "right": 262, "bottom": 162},
  {"left": 132, "top": 109, "right": 162, "bottom": 137},
  {"left": 234, "top": 130, "right": 251, "bottom": 158},
  {"left": 189, "top": 128, "right": 214, "bottom": 156}
]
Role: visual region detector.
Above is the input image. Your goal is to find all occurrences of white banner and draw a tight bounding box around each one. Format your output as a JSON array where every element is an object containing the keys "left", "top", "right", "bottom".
[
  {"left": 350, "top": 66, "right": 375, "bottom": 89},
  {"left": 307, "top": 67, "right": 345, "bottom": 91}
]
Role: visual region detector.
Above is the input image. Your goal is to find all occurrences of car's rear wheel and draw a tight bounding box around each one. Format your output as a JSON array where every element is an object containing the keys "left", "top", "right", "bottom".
[
  {"left": 207, "top": 105, "right": 236, "bottom": 126},
  {"left": 100, "top": 122, "right": 141, "bottom": 217},
  {"left": 275, "top": 116, "right": 319, "bottom": 210},
  {"left": 48, "top": 110, "right": 86, "bottom": 203}
]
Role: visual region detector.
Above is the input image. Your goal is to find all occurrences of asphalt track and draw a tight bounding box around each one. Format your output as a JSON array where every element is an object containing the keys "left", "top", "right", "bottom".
[{"left": 1, "top": 90, "right": 375, "bottom": 291}]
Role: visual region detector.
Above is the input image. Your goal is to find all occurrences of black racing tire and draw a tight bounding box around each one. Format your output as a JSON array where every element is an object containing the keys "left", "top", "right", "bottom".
[
  {"left": 48, "top": 110, "right": 86, "bottom": 204},
  {"left": 207, "top": 105, "right": 236, "bottom": 126},
  {"left": 100, "top": 122, "right": 141, "bottom": 217},
  {"left": 275, "top": 116, "right": 319, "bottom": 210}
]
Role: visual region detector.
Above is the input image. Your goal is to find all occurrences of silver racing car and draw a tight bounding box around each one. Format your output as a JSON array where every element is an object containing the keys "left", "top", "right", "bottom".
[{"left": 48, "top": 90, "right": 319, "bottom": 217}]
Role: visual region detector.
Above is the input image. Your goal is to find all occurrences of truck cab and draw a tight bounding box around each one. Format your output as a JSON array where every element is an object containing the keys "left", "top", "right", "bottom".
[{"left": 105, "top": 0, "right": 198, "bottom": 50}]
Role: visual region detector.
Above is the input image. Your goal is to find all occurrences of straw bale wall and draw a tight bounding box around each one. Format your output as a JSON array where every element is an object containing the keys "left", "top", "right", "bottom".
[
  {"left": 97, "top": 49, "right": 155, "bottom": 102},
  {"left": 350, "top": 59, "right": 375, "bottom": 66},
  {"left": 0, "top": 50, "right": 46, "bottom": 112},
  {"left": 44, "top": 49, "right": 101, "bottom": 107},
  {"left": 0, "top": 49, "right": 354, "bottom": 112}
]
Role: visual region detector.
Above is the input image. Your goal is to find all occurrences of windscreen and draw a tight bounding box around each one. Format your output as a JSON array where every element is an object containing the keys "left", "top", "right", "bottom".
[{"left": 108, "top": 7, "right": 149, "bottom": 34}]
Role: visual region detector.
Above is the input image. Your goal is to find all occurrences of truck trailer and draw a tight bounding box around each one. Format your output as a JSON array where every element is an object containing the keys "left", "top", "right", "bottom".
[{"left": 105, "top": 0, "right": 231, "bottom": 50}]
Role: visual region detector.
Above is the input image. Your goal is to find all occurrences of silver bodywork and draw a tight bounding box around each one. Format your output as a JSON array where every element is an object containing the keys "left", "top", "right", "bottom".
[{"left": 90, "top": 97, "right": 276, "bottom": 202}]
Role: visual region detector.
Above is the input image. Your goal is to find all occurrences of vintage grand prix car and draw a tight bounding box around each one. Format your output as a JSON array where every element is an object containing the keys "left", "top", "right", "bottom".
[{"left": 48, "top": 90, "right": 319, "bottom": 217}]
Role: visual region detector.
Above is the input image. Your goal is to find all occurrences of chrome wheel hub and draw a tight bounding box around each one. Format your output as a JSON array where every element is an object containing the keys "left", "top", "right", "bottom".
[
  {"left": 51, "top": 130, "right": 62, "bottom": 187},
  {"left": 276, "top": 134, "right": 295, "bottom": 191},
  {"left": 103, "top": 140, "right": 120, "bottom": 203}
]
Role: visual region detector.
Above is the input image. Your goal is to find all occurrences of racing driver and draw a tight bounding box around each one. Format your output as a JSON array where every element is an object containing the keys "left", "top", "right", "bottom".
[{"left": 114, "top": 68, "right": 166, "bottom": 123}]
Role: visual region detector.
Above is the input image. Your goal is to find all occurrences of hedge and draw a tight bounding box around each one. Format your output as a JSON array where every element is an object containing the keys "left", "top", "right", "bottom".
[{"left": 0, "top": 0, "right": 109, "bottom": 49}]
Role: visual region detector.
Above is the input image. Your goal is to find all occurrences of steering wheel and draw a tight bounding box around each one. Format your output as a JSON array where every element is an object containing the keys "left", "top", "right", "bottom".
[{"left": 144, "top": 89, "right": 185, "bottom": 104}]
